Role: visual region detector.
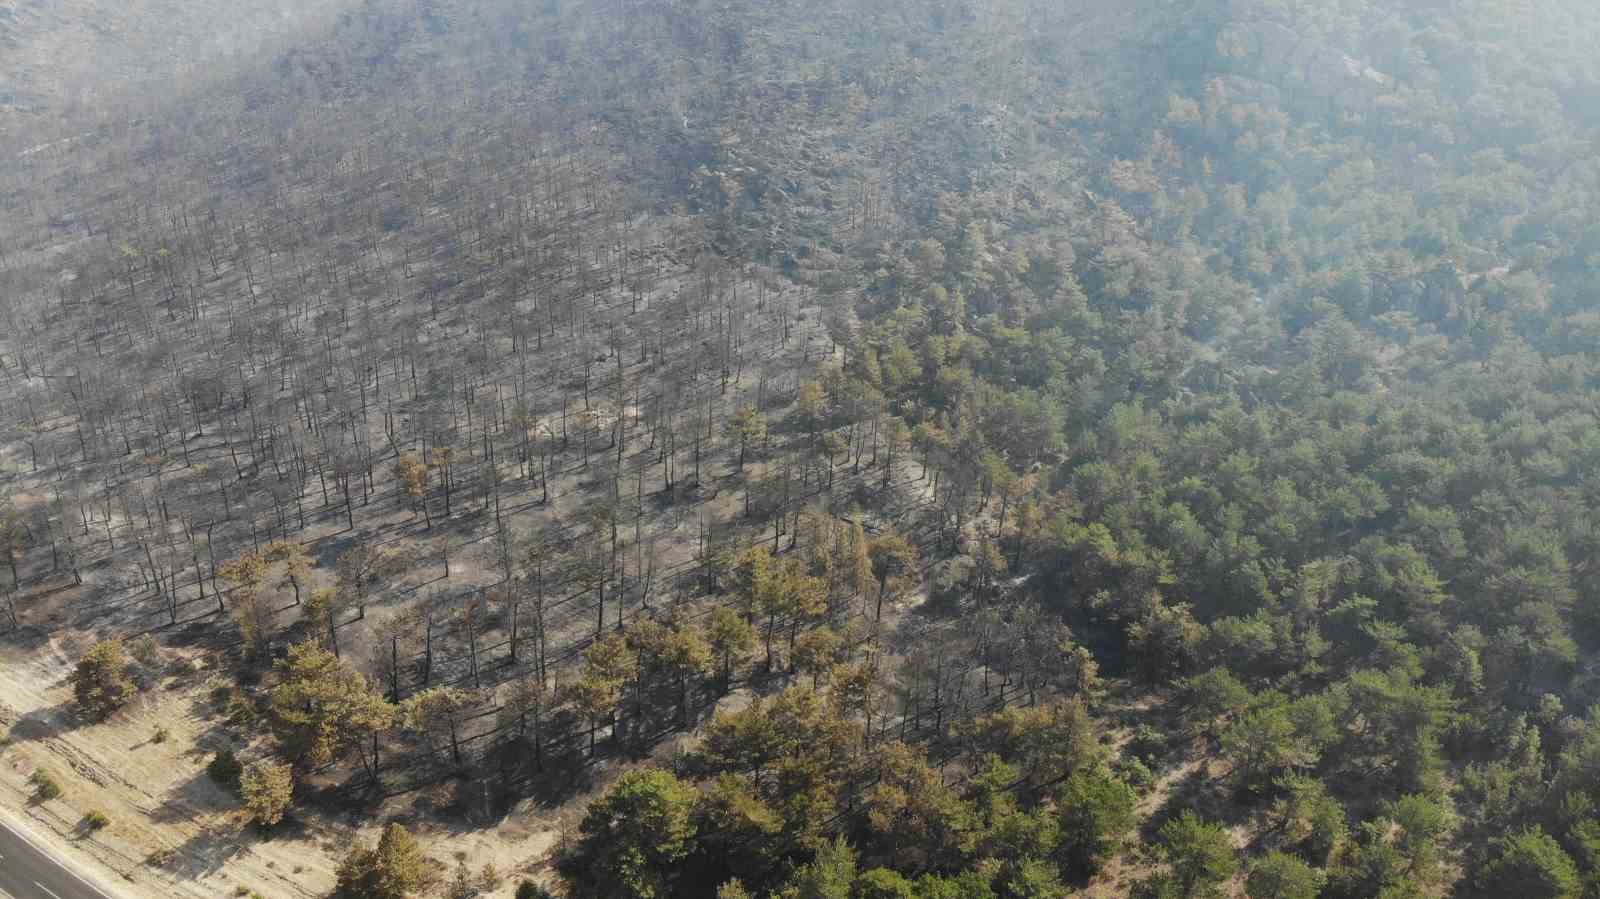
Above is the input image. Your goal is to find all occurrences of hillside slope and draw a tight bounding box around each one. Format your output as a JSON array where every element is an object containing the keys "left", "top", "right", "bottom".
[
  {"left": 4, "top": 1, "right": 1600, "bottom": 898},
  {"left": 0, "top": 0, "right": 336, "bottom": 134}
]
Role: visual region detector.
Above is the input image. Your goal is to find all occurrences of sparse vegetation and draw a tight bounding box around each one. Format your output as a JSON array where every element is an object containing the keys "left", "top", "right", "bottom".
[
  {"left": 30, "top": 769, "right": 62, "bottom": 801},
  {"left": 127, "top": 634, "right": 162, "bottom": 669}
]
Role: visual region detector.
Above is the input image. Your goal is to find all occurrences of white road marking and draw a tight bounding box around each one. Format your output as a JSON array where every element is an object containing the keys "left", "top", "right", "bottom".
[
  {"left": 0, "top": 813, "right": 120, "bottom": 899},
  {"left": 35, "top": 883, "right": 63, "bottom": 899}
]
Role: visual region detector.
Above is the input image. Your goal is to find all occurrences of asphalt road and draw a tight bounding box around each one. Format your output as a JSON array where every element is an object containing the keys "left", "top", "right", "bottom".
[{"left": 0, "top": 816, "right": 116, "bottom": 899}]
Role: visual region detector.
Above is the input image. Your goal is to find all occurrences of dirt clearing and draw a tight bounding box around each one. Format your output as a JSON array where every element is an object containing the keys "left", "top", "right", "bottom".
[{"left": 0, "top": 637, "right": 559, "bottom": 898}]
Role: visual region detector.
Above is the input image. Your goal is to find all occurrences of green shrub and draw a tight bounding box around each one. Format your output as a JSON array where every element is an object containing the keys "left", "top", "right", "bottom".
[
  {"left": 239, "top": 759, "right": 295, "bottom": 827},
  {"left": 1129, "top": 724, "right": 1169, "bottom": 763},
  {"left": 224, "top": 690, "right": 258, "bottom": 727},
  {"left": 30, "top": 769, "right": 62, "bottom": 801},
  {"left": 83, "top": 810, "right": 110, "bottom": 831},
  {"left": 207, "top": 749, "right": 244, "bottom": 793},
  {"left": 1114, "top": 755, "right": 1156, "bottom": 790},
  {"left": 128, "top": 634, "right": 162, "bottom": 669},
  {"left": 515, "top": 882, "right": 555, "bottom": 899}
]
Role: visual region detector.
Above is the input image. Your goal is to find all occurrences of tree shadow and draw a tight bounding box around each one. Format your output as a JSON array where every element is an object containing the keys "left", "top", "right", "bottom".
[
  {"left": 147, "top": 763, "right": 237, "bottom": 825},
  {"left": 1139, "top": 762, "right": 1216, "bottom": 844},
  {"left": 1, "top": 623, "right": 56, "bottom": 653},
  {"left": 312, "top": 532, "right": 357, "bottom": 569},
  {"left": 4, "top": 700, "right": 83, "bottom": 745},
  {"left": 154, "top": 814, "right": 299, "bottom": 883},
  {"left": 484, "top": 734, "right": 595, "bottom": 814}
]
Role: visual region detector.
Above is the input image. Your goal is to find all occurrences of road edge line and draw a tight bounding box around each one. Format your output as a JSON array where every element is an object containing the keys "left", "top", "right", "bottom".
[{"left": 0, "top": 807, "right": 122, "bottom": 899}]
